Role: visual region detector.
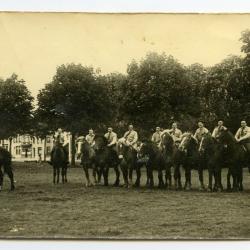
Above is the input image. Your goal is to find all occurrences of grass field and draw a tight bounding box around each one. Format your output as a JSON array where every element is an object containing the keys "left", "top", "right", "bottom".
[{"left": 0, "top": 162, "right": 250, "bottom": 239}]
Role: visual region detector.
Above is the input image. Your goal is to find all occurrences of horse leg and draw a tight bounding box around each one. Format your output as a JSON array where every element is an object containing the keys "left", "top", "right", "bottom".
[
  {"left": 148, "top": 167, "right": 154, "bottom": 188},
  {"left": 134, "top": 164, "right": 141, "bottom": 187},
  {"left": 157, "top": 168, "right": 163, "bottom": 188},
  {"left": 217, "top": 169, "right": 223, "bottom": 192},
  {"left": 208, "top": 168, "right": 213, "bottom": 192},
  {"left": 146, "top": 165, "right": 150, "bottom": 186},
  {"left": 103, "top": 167, "right": 109, "bottom": 186},
  {"left": 128, "top": 165, "right": 133, "bottom": 188},
  {"left": 57, "top": 167, "right": 60, "bottom": 184},
  {"left": 198, "top": 168, "right": 205, "bottom": 191},
  {"left": 238, "top": 167, "right": 243, "bottom": 191},
  {"left": 113, "top": 165, "right": 120, "bottom": 187},
  {"left": 226, "top": 168, "right": 232, "bottom": 191},
  {"left": 61, "top": 167, "right": 65, "bottom": 184},
  {"left": 165, "top": 166, "right": 171, "bottom": 189},
  {"left": 184, "top": 167, "right": 191, "bottom": 190},
  {"left": 232, "top": 167, "right": 238, "bottom": 192},
  {"left": 5, "top": 166, "right": 15, "bottom": 191},
  {"left": 83, "top": 165, "right": 91, "bottom": 187},
  {"left": 174, "top": 165, "right": 181, "bottom": 190},
  {"left": 64, "top": 166, "right": 68, "bottom": 183},
  {"left": 0, "top": 167, "right": 4, "bottom": 191},
  {"left": 53, "top": 167, "right": 56, "bottom": 184},
  {"left": 120, "top": 162, "right": 128, "bottom": 188}
]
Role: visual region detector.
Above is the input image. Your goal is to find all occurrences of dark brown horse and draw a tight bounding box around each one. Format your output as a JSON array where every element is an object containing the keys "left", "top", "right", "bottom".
[
  {"left": 50, "top": 142, "right": 68, "bottom": 184},
  {"left": 117, "top": 141, "right": 138, "bottom": 188},
  {"left": 161, "top": 132, "right": 184, "bottom": 189},
  {"left": 94, "top": 135, "right": 120, "bottom": 186},
  {"left": 0, "top": 147, "right": 15, "bottom": 191},
  {"left": 139, "top": 140, "right": 167, "bottom": 188},
  {"left": 80, "top": 138, "right": 99, "bottom": 186},
  {"left": 217, "top": 129, "right": 249, "bottom": 191},
  {"left": 198, "top": 133, "right": 225, "bottom": 191},
  {"left": 178, "top": 133, "right": 205, "bottom": 190}
]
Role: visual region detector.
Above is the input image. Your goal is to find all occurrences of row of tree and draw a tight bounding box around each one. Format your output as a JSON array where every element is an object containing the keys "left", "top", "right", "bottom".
[{"left": 0, "top": 30, "right": 250, "bottom": 164}]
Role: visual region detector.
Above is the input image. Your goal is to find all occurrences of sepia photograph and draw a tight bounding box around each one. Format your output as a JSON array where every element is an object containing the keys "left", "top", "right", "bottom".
[{"left": 0, "top": 12, "right": 250, "bottom": 240}]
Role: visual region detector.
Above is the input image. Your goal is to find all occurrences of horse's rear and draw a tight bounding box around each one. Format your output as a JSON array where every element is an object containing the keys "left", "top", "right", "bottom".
[
  {"left": 0, "top": 147, "right": 15, "bottom": 191},
  {"left": 51, "top": 145, "right": 68, "bottom": 184}
]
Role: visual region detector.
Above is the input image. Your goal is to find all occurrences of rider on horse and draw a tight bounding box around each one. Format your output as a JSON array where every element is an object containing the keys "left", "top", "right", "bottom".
[
  {"left": 235, "top": 120, "right": 250, "bottom": 152},
  {"left": 212, "top": 120, "right": 227, "bottom": 141},
  {"left": 161, "top": 122, "right": 182, "bottom": 145},
  {"left": 151, "top": 126, "right": 162, "bottom": 149},
  {"left": 50, "top": 128, "right": 69, "bottom": 164},
  {"left": 194, "top": 121, "right": 209, "bottom": 143},
  {"left": 120, "top": 124, "right": 138, "bottom": 150},
  {"left": 85, "top": 129, "right": 96, "bottom": 157},
  {"left": 104, "top": 127, "right": 118, "bottom": 153}
]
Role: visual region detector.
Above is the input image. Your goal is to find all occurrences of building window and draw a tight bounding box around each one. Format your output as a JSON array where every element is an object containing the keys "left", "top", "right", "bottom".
[
  {"left": 33, "top": 148, "right": 36, "bottom": 157},
  {"left": 16, "top": 146, "right": 21, "bottom": 155}
]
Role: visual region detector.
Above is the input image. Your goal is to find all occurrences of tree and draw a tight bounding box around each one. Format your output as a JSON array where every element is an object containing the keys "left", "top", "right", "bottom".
[
  {"left": 120, "top": 52, "right": 197, "bottom": 136},
  {"left": 0, "top": 74, "right": 34, "bottom": 153},
  {"left": 36, "top": 63, "right": 113, "bottom": 165}
]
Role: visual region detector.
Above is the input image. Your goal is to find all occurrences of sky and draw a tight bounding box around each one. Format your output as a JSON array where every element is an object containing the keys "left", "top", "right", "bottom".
[{"left": 0, "top": 13, "right": 250, "bottom": 98}]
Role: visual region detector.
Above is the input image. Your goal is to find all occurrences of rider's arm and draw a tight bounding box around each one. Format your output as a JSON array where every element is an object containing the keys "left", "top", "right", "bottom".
[
  {"left": 109, "top": 133, "right": 118, "bottom": 146},
  {"left": 211, "top": 128, "right": 216, "bottom": 138},
  {"left": 151, "top": 133, "right": 155, "bottom": 142},
  {"left": 235, "top": 129, "right": 241, "bottom": 140},
  {"left": 239, "top": 129, "right": 250, "bottom": 141},
  {"left": 193, "top": 130, "right": 198, "bottom": 140}
]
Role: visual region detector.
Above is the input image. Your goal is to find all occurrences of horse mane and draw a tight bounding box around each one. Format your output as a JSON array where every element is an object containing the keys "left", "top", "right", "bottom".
[{"left": 221, "top": 129, "right": 237, "bottom": 144}]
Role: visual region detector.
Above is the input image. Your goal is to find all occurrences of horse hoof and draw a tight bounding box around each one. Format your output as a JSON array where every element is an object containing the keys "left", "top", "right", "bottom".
[{"left": 207, "top": 188, "right": 213, "bottom": 192}]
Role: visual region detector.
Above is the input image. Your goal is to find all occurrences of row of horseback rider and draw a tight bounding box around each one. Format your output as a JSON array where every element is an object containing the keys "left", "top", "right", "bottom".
[{"left": 51, "top": 120, "right": 250, "bottom": 163}]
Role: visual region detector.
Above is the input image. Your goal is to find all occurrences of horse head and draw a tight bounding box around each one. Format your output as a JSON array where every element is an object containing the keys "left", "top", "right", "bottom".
[
  {"left": 198, "top": 132, "right": 214, "bottom": 154},
  {"left": 94, "top": 134, "right": 108, "bottom": 152},
  {"left": 178, "top": 132, "right": 197, "bottom": 153},
  {"left": 217, "top": 128, "right": 236, "bottom": 146},
  {"left": 162, "top": 132, "right": 174, "bottom": 152}
]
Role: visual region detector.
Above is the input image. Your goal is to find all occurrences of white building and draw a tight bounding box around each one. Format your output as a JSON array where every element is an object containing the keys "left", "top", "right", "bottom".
[{"left": 0, "top": 132, "right": 72, "bottom": 162}]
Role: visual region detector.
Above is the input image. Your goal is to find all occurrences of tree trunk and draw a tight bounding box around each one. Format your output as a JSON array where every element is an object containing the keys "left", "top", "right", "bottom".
[
  {"left": 71, "top": 132, "right": 76, "bottom": 167},
  {"left": 9, "top": 137, "right": 12, "bottom": 155},
  {"left": 43, "top": 137, "right": 47, "bottom": 162}
]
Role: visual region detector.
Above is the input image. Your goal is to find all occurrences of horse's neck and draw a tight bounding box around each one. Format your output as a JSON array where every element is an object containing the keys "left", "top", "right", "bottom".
[
  {"left": 187, "top": 140, "right": 198, "bottom": 154},
  {"left": 164, "top": 142, "right": 174, "bottom": 154}
]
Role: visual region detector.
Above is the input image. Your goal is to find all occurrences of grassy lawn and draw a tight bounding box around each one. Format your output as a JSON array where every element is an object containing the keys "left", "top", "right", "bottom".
[{"left": 0, "top": 162, "right": 250, "bottom": 239}]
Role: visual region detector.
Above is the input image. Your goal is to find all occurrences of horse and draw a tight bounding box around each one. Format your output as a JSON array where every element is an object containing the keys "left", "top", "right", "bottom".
[
  {"left": 178, "top": 132, "right": 205, "bottom": 190},
  {"left": 50, "top": 142, "right": 68, "bottom": 184},
  {"left": 217, "top": 129, "right": 249, "bottom": 191},
  {"left": 117, "top": 140, "right": 138, "bottom": 188},
  {"left": 161, "top": 132, "right": 184, "bottom": 190},
  {"left": 138, "top": 140, "right": 168, "bottom": 188},
  {"left": 80, "top": 138, "right": 99, "bottom": 186},
  {"left": 94, "top": 135, "right": 120, "bottom": 186},
  {"left": 0, "top": 147, "right": 15, "bottom": 191},
  {"left": 198, "top": 133, "right": 225, "bottom": 191}
]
